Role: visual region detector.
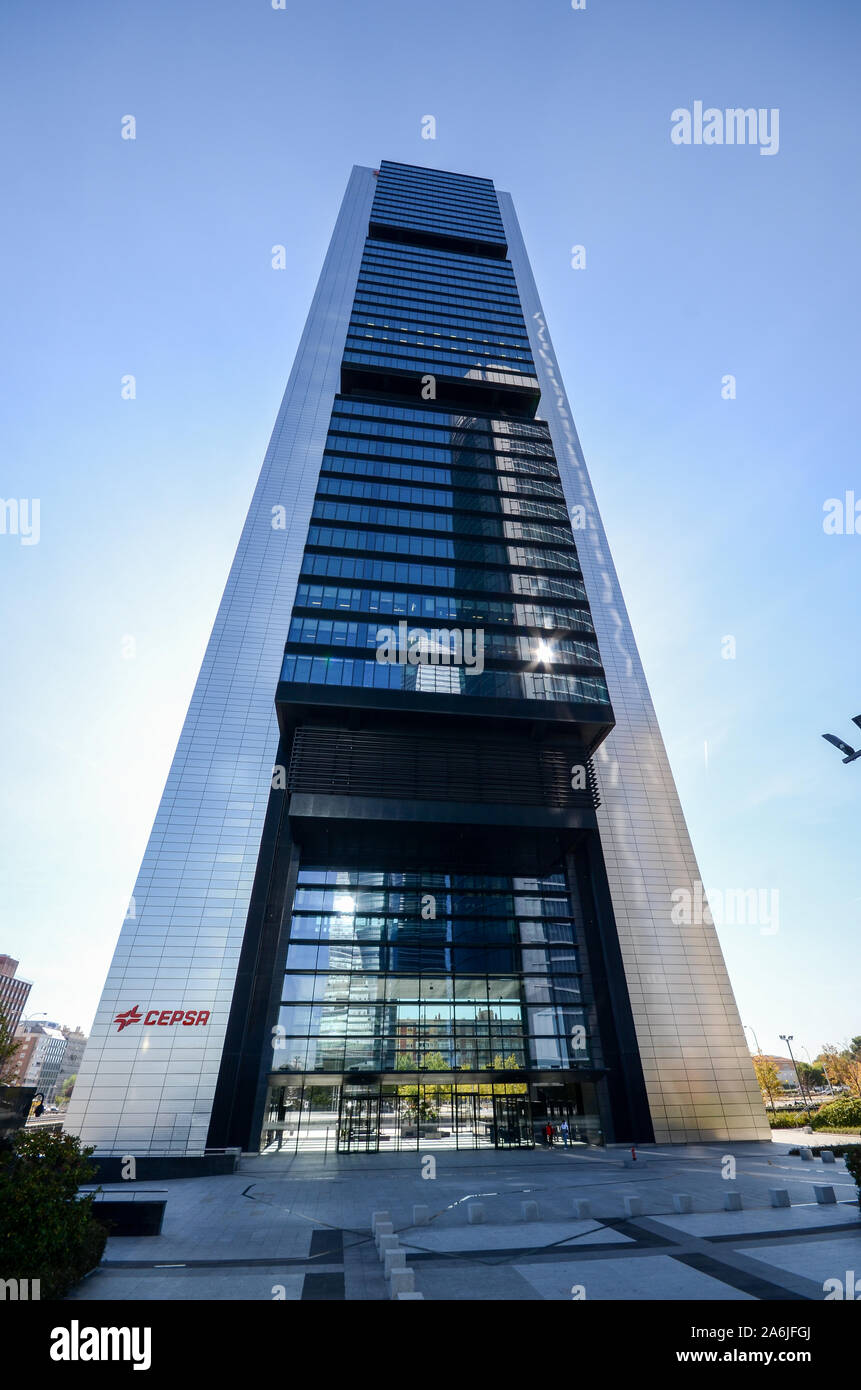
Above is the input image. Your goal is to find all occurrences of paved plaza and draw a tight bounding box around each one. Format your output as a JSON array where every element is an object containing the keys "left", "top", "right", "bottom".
[{"left": 68, "top": 1139, "right": 861, "bottom": 1302}]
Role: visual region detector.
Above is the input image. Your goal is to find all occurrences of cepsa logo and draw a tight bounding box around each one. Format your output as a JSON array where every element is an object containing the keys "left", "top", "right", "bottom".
[{"left": 113, "top": 1005, "right": 211, "bottom": 1033}]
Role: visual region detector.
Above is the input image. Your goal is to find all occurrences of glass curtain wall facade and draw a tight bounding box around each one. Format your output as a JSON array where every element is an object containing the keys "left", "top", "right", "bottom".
[
  {"left": 68, "top": 159, "right": 767, "bottom": 1160},
  {"left": 262, "top": 867, "right": 602, "bottom": 1154},
  {"left": 209, "top": 162, "right": 651, "bottom": 1157}
]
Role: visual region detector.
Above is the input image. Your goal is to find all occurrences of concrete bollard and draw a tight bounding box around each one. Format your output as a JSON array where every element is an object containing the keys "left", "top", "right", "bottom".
[
  {"left": 412, "top": 1203, "right": 430, "bottom": 1225},
  {"left": 390, "top": 1268, "right": 415, "bottom": 1298},
  {"left": 799, "top": 1148, "right": 813, "bottom": 1161},
  {"left": 396, "top": 1291, "right": 425, "bottom": 1300},
  {"left": 769, "top": 1189, "right": 791, "bottom": 1208},
  {"left": 384, "top": 1249, "right": 407, "bottom": 1279},
  {"left": 573, "top": 1199, "right": 592, "bottom": 1219},
  {"left": 377, "top": 1234, "right": 399, "bottom": 1259},
  {"left": 521, "top": 1200, "right": 540, "bottom": 1221},
  {"left": 374, "top": 1220, "right": 394, "bottom": 1243},
  {"left": 821, "top": 1150, "right": 836, "bottom": 1164},
  {"left": 813, "top": 1185, "right": 837, "bottom": 1205},
  {"left": 372, "top": 1210, "right": 392, "bottom": 1233},
  {"left": 467, "top": 1203, "right": 486, "bottom": 1224},
  {"left": 623, "top": 1196, "right": 643, "bottom": 1217},
  {"left": 672, "top": 1194, "right": 692, "bottom": 1214},
  {"left": 723, "top": 1192, "right": 743, "bottom": 1211}
]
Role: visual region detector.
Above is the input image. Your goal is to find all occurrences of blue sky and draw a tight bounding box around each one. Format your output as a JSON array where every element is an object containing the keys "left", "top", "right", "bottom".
[{"left": 1, "top": 0, "right": 858, "bottom": 1062}]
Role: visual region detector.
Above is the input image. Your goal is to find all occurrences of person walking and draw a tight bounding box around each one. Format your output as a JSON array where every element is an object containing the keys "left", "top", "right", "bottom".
[
  {"left": 560, "top": 1119, "right": 570, "bottom": 1147},
  {"left": 544, "top": 1121, "right": 554, "bottom": 1146}
]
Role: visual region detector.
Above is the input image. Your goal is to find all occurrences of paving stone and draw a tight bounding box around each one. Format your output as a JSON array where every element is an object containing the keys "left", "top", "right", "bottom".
[
  {"left": 389, "top": 1268, "right": 415, "bottom": 1297},
  {"left": 67, "top": 1141, "right": 861, "bottom": 1302}
]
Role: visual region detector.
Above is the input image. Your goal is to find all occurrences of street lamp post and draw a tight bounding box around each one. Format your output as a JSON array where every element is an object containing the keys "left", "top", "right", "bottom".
[
  {"left": 744, "top": 1024, "right": 762, "bottom": 1056},
  {"left": 803, "top": 1045, "right": 834, "bottom": 1097},
  {"left": 779, "top": 1034, "right": 812, "bottom": 1121}
]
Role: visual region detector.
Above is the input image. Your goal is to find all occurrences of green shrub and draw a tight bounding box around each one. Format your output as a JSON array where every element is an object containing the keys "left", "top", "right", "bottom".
[
  {"left": 810, "top": 1096, "right": 861, "bottom": 1131},
  {"left": 769, "top": 1111, "right": 810, "bottom": 1128},
  {"left": 0, "top": 1128, "right": 107, "bottom": 1299},
  {"left": 843, "top": 1147, "right": 861, "bottom": 1205}
]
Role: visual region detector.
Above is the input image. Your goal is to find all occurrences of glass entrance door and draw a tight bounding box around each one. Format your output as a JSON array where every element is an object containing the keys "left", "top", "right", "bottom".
[
  {"left": 454, "top": 1091, "right": 478, "bottom": 1149},
  {"left": 492, "top": 1094, "right": 534, "bottom": 1148},
  {"left": 337, "top": 1087, "right": 380, "bottom": 1153}
]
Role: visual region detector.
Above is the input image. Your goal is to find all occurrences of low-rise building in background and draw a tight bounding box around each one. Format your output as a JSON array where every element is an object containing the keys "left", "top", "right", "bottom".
[{"left": 16, "top": 1023, "right": 68, "bottom": 1102}]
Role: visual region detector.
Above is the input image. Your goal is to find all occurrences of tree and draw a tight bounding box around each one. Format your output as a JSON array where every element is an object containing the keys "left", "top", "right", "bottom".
[
  {"left": 55, "top": 1074, "right": 76, "bottom": 1105},
  {"left": 752, "top": 1054, "right": 783, "bottom": 1112},
  {"left": 397, "top": 1049, "right": 448, "bottom": 1123},
  {"left": 489, "top": 1053, "right": 526, "bottom": 1097},
  {"left": 819, "top": 1045, "right": 845, "bottom": 1086},
  {"left": 0, "top": 1002, "right": 22, "bottom": 1080},
  {"left": 420, "top": 1050, "right": 448, "bottom": 1072},
  {"left": 820, "top": 1044, "right": 861, "bottom": 1097},
  {"left": 796, "top": 1063, "right": 825, "bottom": 1092},
  {"left": 0, "top": 1128, "right": 107, "bottom": 1299}
]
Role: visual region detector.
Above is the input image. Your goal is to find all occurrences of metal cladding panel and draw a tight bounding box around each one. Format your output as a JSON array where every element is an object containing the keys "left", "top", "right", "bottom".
[
  {"left": 498, "top": 193, "right": 769, "bottom": 1144},
  {"left": 64, "top": 168, "right": 377, "bottom": 1155}
]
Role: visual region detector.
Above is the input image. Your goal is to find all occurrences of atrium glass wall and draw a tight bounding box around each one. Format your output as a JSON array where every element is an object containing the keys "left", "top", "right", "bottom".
[{"left": 260, "top": 864, "right": 603, "bottom": 1154}]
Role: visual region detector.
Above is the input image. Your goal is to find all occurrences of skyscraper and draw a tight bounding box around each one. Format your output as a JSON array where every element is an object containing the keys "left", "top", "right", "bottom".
[
  {"left": 0, "top": 956, "right": 32, "bottom": 1038},
  {"left": 65, "top": 162, "right": 768, "bottom": 1160}
]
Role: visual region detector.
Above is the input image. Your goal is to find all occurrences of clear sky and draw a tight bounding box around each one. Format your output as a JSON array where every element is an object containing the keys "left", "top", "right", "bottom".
[{"left": 1, "top": 0, "right": 858, "bottom": 1064}]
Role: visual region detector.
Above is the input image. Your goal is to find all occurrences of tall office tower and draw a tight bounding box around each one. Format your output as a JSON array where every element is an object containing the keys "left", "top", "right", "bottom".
[
  {"left": 66, "top": 162, "right": 768, "bottom": 1160},
  {"left": 0, "top": 956, "right": 32, "bottom": 1038}
]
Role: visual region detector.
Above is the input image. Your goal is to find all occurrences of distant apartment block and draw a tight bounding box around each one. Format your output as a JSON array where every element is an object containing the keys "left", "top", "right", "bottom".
[{"left": 17, "top": 1023, "right": 68, "bottom": 1101}]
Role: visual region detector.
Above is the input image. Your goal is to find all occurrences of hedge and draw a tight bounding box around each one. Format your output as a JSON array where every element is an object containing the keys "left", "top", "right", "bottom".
[
  {"left": 843, "top": 1146, "right": 861, "bottom": 1204},
  {"left": 810, "top": 1095, "right": 861, "bottom": 1130}
]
